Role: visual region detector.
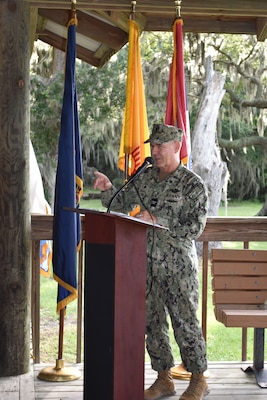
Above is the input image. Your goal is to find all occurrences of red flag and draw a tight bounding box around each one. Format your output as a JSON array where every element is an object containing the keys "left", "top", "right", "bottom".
[{"left": 165, "top": 18, "right": 190, "bottom": 166}]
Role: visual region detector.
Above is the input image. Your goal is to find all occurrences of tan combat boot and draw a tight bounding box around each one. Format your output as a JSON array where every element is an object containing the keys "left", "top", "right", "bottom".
[
  {"left": 179, "top": 373, "right": 209, "bottom": 400},
  {"left": 144, "top": 370, "right": 176, "bottom": 400}
]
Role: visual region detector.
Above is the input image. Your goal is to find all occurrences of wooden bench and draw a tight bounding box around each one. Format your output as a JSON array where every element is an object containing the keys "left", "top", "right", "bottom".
[{"left": 211, "top": 248, "right": 267, "bottom": 388}]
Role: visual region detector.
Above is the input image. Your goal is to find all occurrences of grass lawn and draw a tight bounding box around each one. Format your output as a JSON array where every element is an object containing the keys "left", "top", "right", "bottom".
[
  {"left": 219, "top": 200, "right": 262, "bottom": 217},
  {"left": 38, "top": 199, "right": 266, "bottom": 363}
]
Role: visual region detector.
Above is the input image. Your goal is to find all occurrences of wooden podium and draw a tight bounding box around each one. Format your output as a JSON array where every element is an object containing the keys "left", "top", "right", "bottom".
[{"left": 83, "top": 210, "right": 148, "bottom": 400}]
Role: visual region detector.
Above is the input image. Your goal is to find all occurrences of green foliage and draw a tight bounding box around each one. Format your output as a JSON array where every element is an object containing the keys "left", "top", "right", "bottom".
[
  {"left": 30, "top": 73, "right": 63, "bottom": 164},
  {"left": 30, "top": 33, "right": 267, "bottom": 201},
  {"left": 76, "top": 55, "right": 127, "bottom": 174}
]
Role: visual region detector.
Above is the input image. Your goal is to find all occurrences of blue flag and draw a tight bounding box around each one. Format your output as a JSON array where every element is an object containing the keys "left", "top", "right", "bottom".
[{"left": 52, "top": 17, "right": 83, "bottom": 313}]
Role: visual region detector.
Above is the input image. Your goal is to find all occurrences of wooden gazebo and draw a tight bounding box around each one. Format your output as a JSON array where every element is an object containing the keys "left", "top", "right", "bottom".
[
  {"left": 0, "top": 0, "right": 266, "bottom": 378},
  {"left": 28, "top": 0, "right": 267, "bottom": 68}
]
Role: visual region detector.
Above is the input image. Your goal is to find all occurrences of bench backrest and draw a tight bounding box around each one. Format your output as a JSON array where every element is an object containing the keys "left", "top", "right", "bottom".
[
  {"left": 211, "top": 249, "right": 267, "bottom": 325},
  {"left": 211, "top": 249, "right": 267, "bottom": 328}
]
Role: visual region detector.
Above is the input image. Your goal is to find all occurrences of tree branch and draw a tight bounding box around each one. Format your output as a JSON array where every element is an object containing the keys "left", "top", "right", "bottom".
[
  {"left": 212, "top": 42, "right": 266, "bottom": 108},
  {"left": 218, "top": 136, "right": 267, "bottom": 151},
  {"left": 225, "top": 88, "right": 267, "bottom": 108}
]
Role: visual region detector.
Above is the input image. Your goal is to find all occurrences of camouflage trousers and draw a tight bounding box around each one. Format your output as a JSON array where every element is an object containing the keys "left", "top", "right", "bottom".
[{"left": 145, "top": 263, "right": 207, "bottom": 374}]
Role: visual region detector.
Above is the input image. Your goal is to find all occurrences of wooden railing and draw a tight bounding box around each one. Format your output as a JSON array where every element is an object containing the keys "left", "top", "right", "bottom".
[{"left": 31, "top": 215, "right": 267, "bottom": 364}]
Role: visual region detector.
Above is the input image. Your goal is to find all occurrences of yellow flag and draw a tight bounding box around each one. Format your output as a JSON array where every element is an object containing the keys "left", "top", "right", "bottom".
[{"left": 118, "top": 19, "right": 150, "bottom": 176}]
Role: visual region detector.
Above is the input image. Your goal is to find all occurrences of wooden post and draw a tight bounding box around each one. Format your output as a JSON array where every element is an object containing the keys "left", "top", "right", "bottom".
[
  {"left": 0, "top": 0, "right": 31, "bottom": 376},
  {"left": 201, "top": 241, "right": 209, "bottom": 340}
]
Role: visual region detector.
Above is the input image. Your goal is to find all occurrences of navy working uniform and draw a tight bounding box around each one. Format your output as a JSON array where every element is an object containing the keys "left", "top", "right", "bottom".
[{"left": 100, "top": 159, "right": 208, "bottom": 375}]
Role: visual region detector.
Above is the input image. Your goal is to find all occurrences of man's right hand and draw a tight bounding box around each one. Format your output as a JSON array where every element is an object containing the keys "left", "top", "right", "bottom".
[{"left": 93, "top": 171, "right": 112, "bottom": 191}]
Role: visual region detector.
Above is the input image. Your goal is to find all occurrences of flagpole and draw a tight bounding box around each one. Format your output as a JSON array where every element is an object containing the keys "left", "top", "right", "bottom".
[
  {"left": 174, "top": 0, "right": 181, "bottom": 18},
  {"left": 169, "top": 3, "right": 192, "bottom": 381},
  {"left": 38, "top": 0, "right": 81, "bottom": 382},
  {"left": 123, "top": 0, "right": 137, "bottom": 181},
  {"left": 118, "top": 0, "right": 150, "bottom": 218},
  {"left": 168, "top": 0, "right": 208, "bottom": 380},
  {"left": 38, "top": 307, "right": 81, "bottom": 382},
  {"left": 54, "top": 0, "right": 76, "bottom": 372},
  {"left": 58, "top": 308, "right": 65, "bottom": 360}
]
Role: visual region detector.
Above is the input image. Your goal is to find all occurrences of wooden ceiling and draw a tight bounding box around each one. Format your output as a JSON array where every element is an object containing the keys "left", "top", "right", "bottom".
[{"left": 27, "top": 0, "right": 267, "bottom": 68}]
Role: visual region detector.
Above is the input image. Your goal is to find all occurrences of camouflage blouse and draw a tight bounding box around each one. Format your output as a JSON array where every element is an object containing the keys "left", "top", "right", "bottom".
[{"left": 101, "top": 163, "right": 208, "bottom": 273}]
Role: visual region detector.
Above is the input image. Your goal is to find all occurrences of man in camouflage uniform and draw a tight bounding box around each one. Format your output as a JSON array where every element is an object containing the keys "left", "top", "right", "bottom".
[{"left": 94, "top": 123, "right": 209, "bottom": 400}]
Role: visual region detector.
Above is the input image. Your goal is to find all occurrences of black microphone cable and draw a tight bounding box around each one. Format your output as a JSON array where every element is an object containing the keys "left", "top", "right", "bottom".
[{"left": 131, "top": 180, "right": 156, "bottom": 299}]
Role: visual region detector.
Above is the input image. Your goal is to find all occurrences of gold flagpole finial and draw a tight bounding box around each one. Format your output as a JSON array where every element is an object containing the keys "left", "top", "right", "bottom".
[
  {"left": 130, "top": 1, "right": 136, "bottom": 20},
  {"left": 69, "top": 0, "right": 77, "bottom": 20},
  {"left": 71, "top": 0, "right": 77, "bottom": 11},
  {"left": 174, "top": 0, "right": 182, "bottom": 18}
]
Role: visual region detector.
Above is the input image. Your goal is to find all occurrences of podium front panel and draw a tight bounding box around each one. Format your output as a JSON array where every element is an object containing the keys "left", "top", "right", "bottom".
[{"left": 84, "top": 211, "right": 147, "bottom": 400}]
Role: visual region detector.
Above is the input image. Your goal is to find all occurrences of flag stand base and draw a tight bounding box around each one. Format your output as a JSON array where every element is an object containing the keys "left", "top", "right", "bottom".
[{"left": 38, "top": 359, "right": 81, "bottom": 382}]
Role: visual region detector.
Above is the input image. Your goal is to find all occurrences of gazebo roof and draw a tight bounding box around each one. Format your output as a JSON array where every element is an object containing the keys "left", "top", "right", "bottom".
[{"left": 28, "top": 0, "right": 267, "bottom": 67}]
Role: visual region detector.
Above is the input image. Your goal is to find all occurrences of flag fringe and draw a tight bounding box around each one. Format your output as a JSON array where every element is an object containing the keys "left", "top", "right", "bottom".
[
  {"left": 67, "top": 18, "right": 78, "bottom": 28},
  {"left": 53, "top": 272, "right": 78, "bottom": 313}
]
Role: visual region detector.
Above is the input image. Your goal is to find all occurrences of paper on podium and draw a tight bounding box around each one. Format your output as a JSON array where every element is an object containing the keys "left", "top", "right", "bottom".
[
  {"left": 109, "top": 210, "right": 169, "bottom": 230},
  {"left": 63, "top": 207, "right": 168, "bottom": 230}
]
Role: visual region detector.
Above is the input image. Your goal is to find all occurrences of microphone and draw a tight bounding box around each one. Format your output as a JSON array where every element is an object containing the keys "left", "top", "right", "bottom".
[
  {"left": 107, "top": 156, "right": 154, "bottom": 213},
  {"left": 124, "top": 156, "right": 154, "bottom": 187}
]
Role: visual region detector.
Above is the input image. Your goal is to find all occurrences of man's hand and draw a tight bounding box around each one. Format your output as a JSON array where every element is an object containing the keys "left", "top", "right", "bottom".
[
  {"left": 93, "top": 171, "right": 112, "bottom": 191},
  {"left": 136, "top": 210, "right": 156, "bottom": 224}
]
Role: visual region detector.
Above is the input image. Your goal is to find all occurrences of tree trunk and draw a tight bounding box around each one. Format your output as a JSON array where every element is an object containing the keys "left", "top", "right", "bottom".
[
  {"left": 256, "top": 198, "right": 267, "bottom": 216},
  {"left": 192, "top": 56, "right": 227, "bottom": 217},
  {"left": 52, "top": 47, "right": 65, "bottom": 75},
  {"left": 0, "top": 0, "right": 31, "bottom": 376}
]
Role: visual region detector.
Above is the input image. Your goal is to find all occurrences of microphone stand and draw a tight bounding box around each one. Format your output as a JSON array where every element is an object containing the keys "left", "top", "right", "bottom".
[
  {"left": 107, "top": 177, "right": 136, "bottom": 214},
  {"left": 107, "top": 157, "right": 153, "bottom": 213}
]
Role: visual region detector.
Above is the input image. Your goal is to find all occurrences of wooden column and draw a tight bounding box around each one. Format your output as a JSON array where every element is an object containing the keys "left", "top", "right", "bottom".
[{"left": 0, "top": 0, "right": 31, "bottom": 376}]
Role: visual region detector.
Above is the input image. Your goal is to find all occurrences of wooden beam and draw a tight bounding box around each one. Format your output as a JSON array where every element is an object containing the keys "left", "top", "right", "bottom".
[
  {"left": 183, "top": 19, "right": 258, "bottom": 36},
  {"left": 257, "top": 17, "right": 267, "bottom": 41},
  {"left": 25, "top": 0, "right": 267, "bottom": 17},
  {"left": 36, "top": 29, "right": 103, "bottom": 67},
  {"left": 31, "top": 215, "right": 267, "bottom": 242},
  {"left": 199, "top": 217, "right": 267, "bottom": 242},
  {"left": 99, "top": 10, "right": 147, "bottom": 32},
  {"left": 30, "top": 7, "right": 38, "bottom": 52},
  {"left": 145, "top": 16, "right": 258, "bottom": 35},
  {"left": 38, "top": 9, "right": 128, "bottom": 50}
]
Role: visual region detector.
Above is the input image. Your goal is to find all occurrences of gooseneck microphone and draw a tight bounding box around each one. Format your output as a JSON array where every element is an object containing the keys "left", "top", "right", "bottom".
[{"left": 107, "top": 156, "right": 154, "bottom": 213}]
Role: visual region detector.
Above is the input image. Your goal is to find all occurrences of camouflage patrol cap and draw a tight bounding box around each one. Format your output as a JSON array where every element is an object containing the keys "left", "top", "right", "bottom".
[{"left": 144, "top": 123, "right": 183, "bottom": 144}]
